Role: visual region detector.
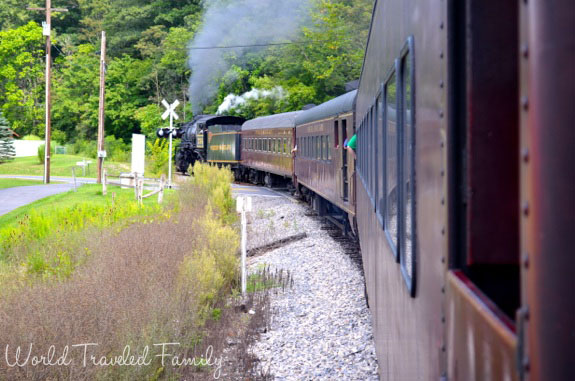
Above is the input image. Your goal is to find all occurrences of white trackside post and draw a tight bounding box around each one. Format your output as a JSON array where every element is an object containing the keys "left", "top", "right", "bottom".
[{"left": 237, "top": 196, "right": 253, "bottom": 295}]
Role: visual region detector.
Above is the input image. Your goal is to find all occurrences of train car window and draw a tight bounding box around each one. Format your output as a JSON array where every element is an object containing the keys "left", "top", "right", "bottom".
[
  {"left": 400, "top": 39, "right": 416, "bottom": 295},
  {"left": 367, "top": 112, "right": 372, "bottom": 198},
  {"left": 327, "top": 135, "right": 332, "bottom": 160},
  {"left": 286, "top": 138, "right": 290, "bottom": 155},
  {"left": 319, "top": 136, "right": 324, "bottom": 160},
  {"left": 377, "top": 91, "right": 385, "bottom": 226},
  {"left": 385, "top": 70, "right": 399, "bottom": 257},
  {"left": 334, "top": 120, "right": 339, "bottom": 148},
  {"left": 451, "top": 0, "right": 520, "bottom": 317}
]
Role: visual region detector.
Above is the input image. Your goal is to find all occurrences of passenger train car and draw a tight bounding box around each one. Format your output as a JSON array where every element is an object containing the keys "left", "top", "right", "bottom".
[
  {"left": 354, "top": 0, "right": 573, "bottom": 379},
  {"left": 238, "top": 111, "right": 300, "bottom": 187},
  {"left": 172, "top": 0, "right": 573, "bottom": 378},
  {"left": 294, "top": 90, "right": 356, "bottom": 232}
]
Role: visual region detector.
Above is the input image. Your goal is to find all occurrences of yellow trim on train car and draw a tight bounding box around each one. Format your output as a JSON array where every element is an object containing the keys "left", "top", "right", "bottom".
[{"left": 211, "top": 131, "right": 241, "bottom": 136}]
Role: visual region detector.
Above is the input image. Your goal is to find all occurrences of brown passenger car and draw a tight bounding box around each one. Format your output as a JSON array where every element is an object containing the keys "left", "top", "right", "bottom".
[
  {"left": 240, "top": 111, "right": 300, "bottom": 186},
  {"left": 355, "top": 0, "right": 573, "bottom": 379},
  {"left": 294, "top": 90, "right": 356, "bottom": 223}
]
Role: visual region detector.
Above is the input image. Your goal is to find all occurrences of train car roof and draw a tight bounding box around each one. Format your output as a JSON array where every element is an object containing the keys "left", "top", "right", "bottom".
[
  {"left": 189, "top": 115, "right": 246, "bottom": 127},
  {"left": 242, "top": 111, "right": 303, "bottom": 131},
  {"left": 295, "top": 90, "right": 357, "bottom": 126}
]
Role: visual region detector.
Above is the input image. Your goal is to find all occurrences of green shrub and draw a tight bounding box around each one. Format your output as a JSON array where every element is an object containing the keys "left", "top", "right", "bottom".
[
  {"left": 190, "top": 162, "right": 236, "bottom": 223},
  {"left": 104, "top": 135, "right": 130, "bottom": 162},
  {"left": 37, "top": 144, "right": 55, "bottom": 164},
  {"left": 146, "top": 138, "right": 169, "bottom": 177},
  {"left": 71, "top": 139, "right": 97, "bottom": 158},
  {"left": 22, "top": 134, "right": 42, "bottom": 140}
]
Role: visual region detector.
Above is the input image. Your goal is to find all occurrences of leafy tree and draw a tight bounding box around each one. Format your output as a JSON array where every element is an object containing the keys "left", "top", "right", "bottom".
[
  {"left": 0, "top": 22, "right": 45, "bottom": 136},
  {"left": 52, "top": 43, "right": 100, "bottom": 141},
  {"left": 0, "top": 112, "right": 16, "bottom": 163}
]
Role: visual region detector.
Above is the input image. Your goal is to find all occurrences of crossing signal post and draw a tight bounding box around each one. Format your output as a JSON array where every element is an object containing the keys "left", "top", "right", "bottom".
[{"left": 160, "top": 99, "right": 180, "bottom": 188}]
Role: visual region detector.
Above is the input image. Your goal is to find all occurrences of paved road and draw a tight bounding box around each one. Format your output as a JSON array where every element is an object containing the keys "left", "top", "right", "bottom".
[
  {"left": 0, "top": 175, "right": 282, "bottom": 216},
  {"left": 0, "top": 183, "right": 76, "bottom": 216}
]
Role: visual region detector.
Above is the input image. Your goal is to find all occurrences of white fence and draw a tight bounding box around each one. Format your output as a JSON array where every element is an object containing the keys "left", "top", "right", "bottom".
[
  {"left": 102, "top": 170, "right": 166, "bottom": 205},
  {"left": 13, "top": 140, "right": 45, "bottom": 157}
]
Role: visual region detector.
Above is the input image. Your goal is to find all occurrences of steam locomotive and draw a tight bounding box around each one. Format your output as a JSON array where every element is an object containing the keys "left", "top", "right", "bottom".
[{"left": 166, "top": 0, "right": 573, "bottom": 378}]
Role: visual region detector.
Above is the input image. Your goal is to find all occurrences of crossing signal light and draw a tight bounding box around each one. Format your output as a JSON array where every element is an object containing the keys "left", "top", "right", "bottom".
[{"left": 156, "top": 128, "right": 183, "bottom": 138}]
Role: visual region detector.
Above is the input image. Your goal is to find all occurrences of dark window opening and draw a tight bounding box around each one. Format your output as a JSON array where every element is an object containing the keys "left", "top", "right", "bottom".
[{"left": 449, "top": 0, "right": 520, "bottom": 319}]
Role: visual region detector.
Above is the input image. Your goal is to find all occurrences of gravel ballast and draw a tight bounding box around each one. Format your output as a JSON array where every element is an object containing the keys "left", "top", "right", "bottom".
[{"left": 245, "top": 195, "right": 379, "bottom": 380}]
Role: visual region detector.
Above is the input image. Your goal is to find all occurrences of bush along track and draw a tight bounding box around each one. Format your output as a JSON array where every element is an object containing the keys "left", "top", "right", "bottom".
[{"left": 0, "top": 163, "right": 270, "bottom": 380}]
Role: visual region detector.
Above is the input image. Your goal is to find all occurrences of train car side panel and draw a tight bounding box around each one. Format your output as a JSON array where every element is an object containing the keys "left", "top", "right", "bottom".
[{"left": 355, "top": 0, "right": 446, "bottom": 378}]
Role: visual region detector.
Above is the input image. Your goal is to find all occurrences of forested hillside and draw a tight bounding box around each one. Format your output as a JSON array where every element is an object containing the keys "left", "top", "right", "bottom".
[{"left": 0, "top": 0, "right": 373, "bottom": 143}]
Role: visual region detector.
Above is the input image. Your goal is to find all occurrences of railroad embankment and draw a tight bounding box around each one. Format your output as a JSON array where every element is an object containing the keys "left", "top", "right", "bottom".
[{"left": 0, "top": 163, "right": 243, "bottom": 380}]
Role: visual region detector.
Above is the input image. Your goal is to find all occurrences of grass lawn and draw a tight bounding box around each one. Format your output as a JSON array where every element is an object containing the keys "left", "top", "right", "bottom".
[
  {"left": 0, "top": 155, "right": 130, "bottom": 178},
  {"left": 0, "top": 178, "right": 45, "bottom": 189},
  {"left": 0, "top": 183, "right": 170, "bottom": 229}
]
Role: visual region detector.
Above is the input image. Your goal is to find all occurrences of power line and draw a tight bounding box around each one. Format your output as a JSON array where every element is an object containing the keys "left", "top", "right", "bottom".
[{"left": 186, "top": 38, "right": 357, "bottom": 51}]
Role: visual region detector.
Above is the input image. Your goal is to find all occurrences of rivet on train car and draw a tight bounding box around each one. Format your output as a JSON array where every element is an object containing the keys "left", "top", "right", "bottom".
[
  {"left": 441, "top": 227, "right": 445, "bottom": 235},
  {"left": 439, "top": 51, "right": 444, "bottom": 59},
  {"left": 441, "top": 256, "right": 446, "bottom": 264},
  {"left": 521, "top": 44, "right": 529, "bottom": 59},
  {"left": 441, "top": 345, "right": 446, "bottom": 352},
  {"left": 441, "top": 286, "right": 445, "bottom": 294},
  {"left": 439, "top": 110, "right": 444, "bottom": 118},
  {"left": 440, "top": 141, "right": 445, "bottom": 148},
  {"left": 439, "top": 80, "right": 444, "bottom": 89},
  {"left": 522, "top": 148, "right": 530, "bottom": 163},
  {"left": 441, "top": 197, "right": 445, "bottom": 205},
  {"left": 441, "top": 169, "right": 445, "bottom": 177},
  {"left": 522, "top": 253, "right": 530, "bottom": 269},
  {"left": 522, "top": 201, "right": 530, "bottom": 216},
  {"left": 521, "top": 95, "right": 529, "bottom": 111},
  {"left": 440, "top": 22, "right": 444, "bottom": 30},
  {"left": 441, "top": 316, "right": 445, "bottom": 323}
]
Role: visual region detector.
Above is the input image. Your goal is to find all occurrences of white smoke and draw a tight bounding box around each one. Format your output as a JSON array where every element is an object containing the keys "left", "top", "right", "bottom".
[
  {"left": 188, "top": 0, "right": 311, "bottom": 114},
  {"left": 217, "top": 86, "right": 287, "bottom": 114}
]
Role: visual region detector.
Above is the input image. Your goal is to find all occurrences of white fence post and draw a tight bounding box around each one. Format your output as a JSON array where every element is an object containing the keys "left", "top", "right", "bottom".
[
  {"left": 133, "top": 173, "right": 138, "bottom": 200},
  {"left": 138, "top": 178, "right": 144, "bottom": 206},
  {"left": 102, "top": 169, "right": 107, "bottom": 196},
  {"left": 236, "top": 196, "right": 253, "bottom": 295},
  {"left": 158, "top": 174, "right": 165, "bottom": 204}
]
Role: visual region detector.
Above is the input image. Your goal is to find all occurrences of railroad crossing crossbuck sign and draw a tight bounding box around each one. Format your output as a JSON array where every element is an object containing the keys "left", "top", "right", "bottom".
[
  {"left": 161, "top": 99, "right": 180, "bottom": 121},
  {"left": 161, "top": 99, "right": 180, "bottom": 188}
]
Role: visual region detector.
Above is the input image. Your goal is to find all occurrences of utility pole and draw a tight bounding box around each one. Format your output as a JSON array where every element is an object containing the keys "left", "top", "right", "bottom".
[
  {"left": 97, "top": 31, "right": 107, "bottom": 184},
  {"left": 28, "top": 1, "right": 68, "bottom": 184}
]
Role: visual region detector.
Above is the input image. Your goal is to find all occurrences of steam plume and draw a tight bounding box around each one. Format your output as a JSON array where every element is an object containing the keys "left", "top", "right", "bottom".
[
  {"left": 217, "top": 86, "right": 286, "bottom": 114},
  {"left": 188, "top": 0, "right": 311, "bottom": 114}
]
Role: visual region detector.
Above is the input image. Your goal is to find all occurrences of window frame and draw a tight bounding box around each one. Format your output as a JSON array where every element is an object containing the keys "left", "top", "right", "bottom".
[
  {"left": 376, "top": 87, "right": 385, "bottom": 227},
  {"left": 398, "top": 36, "right": 417, "bottom": 296},
  {"left": 384, "top": 62, "right": 400, "bottom": 262}
]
